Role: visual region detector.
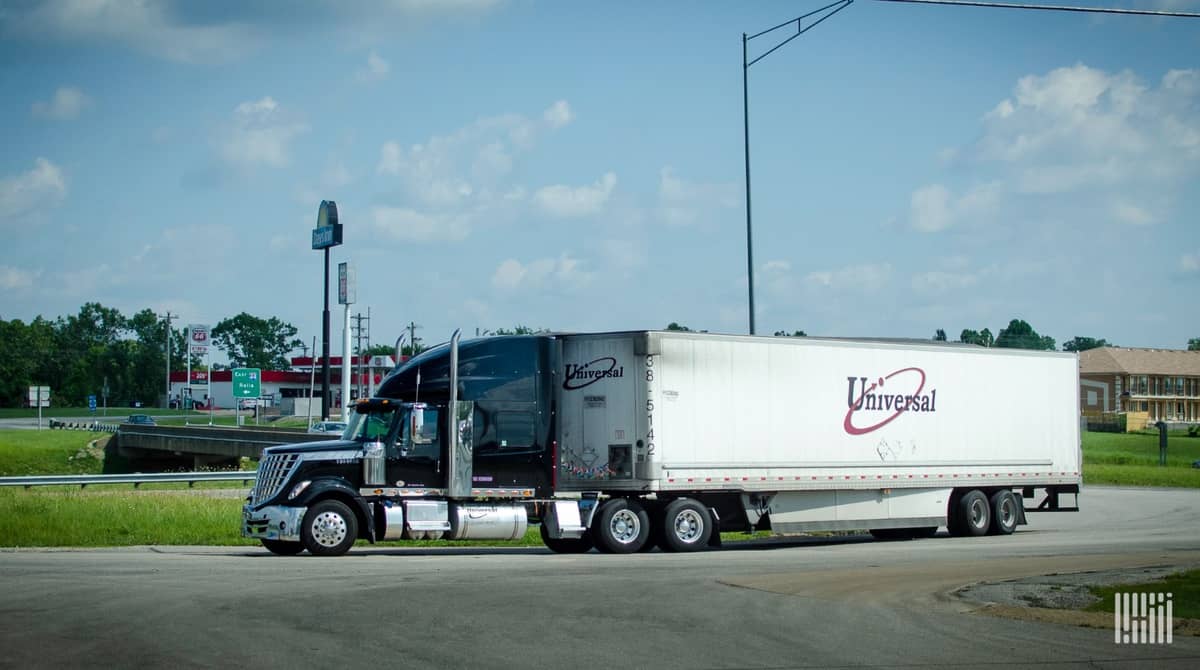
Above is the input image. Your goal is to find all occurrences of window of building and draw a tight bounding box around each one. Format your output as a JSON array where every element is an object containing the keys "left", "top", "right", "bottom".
[{"left": 1166, "top": 377, "right": 1174, "bottom": 395}]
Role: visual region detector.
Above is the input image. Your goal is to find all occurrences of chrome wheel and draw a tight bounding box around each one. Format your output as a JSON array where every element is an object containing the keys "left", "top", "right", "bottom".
[
  {"left": 672, "top": 509, "right": 705, "bottom": 543},
  {"left": 609, "top": 508, "right": 642, "bottom": 545},
  {"left": 310, "top": 510, "right": 348, "bottom": 547}
]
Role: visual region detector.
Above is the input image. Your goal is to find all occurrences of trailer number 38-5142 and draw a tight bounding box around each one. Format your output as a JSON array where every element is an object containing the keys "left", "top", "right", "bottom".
[{"left": 645, "top": 356, "right": 655, "bottom": 456}]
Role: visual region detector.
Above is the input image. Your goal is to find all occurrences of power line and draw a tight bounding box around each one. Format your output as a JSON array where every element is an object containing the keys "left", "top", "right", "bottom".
[{"left": 872, "top": 0, "right": 1200, "bottom": 18}]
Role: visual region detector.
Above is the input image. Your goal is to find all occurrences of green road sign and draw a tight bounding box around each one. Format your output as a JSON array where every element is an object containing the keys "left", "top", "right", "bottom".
[{"left": 232, "top": 368, "right": 261, "bottom": 398}]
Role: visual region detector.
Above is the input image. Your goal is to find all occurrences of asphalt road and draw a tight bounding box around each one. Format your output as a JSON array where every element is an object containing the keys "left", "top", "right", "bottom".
[{"left": 1, "top": 486, "right": 1198, "bottom": 669}]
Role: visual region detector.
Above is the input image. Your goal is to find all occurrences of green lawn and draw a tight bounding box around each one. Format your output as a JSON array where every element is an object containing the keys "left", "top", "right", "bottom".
[
  {"left": 1085, "top": 569, "right": 1200, "bottom": 620},
  {"left": 1081, "top": 431, "right": 1200, "bottom": 488},
  {"left": 0, "top": 429, "right": 108, "bottom": 476},
  {"left": 0, "top": 407, "right": 210, "bottom": 419}
]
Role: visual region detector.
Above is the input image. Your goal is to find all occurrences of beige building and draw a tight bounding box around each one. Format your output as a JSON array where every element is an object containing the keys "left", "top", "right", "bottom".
[{"left": 1078, "top": 347, "right": 1200, "bottom": 425}]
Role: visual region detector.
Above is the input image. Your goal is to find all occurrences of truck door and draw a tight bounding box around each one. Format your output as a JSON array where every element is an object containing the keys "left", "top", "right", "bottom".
[{"left": 386, "top": 404, "right": 445, "bottom": 490}]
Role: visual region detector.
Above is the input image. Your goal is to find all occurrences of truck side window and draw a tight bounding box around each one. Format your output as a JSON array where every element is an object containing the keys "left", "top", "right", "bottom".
[
  {"left": 495, "top": 411, "right": 535, "bottom": 449},
  {"left": 402, "top": 407, "right": 440, "bottom": 461}
]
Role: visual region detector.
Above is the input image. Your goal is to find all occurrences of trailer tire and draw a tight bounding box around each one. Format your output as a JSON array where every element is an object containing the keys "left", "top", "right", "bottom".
[
  {"left": 989, "top": 490, "right": 1018, "bottom": 535},
  {"left": 260, "top": 539, "right": 305, "bottom": 556},
  {"left": 539, "top": 523, "right": 594, "bottom": 553},
  {"left": 954, "top": 489, "right": 991, "bottom": 537},
  {"left": 301, "top": 499, "right": 358, "bottom": 556},
  {"left": 659, "top": 498, "right": 712, "bottom": 552},
  {"left": 592, "top": 498, "right": 650, "bottom": 554}
]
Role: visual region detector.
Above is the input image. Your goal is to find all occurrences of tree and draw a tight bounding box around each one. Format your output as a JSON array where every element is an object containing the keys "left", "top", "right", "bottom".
[
  {"left": 995, "top": 319, "right": 1055, "bottom": 351},
  {"left": 211, "top": 313, "right": 303, "bottom": 370},
  {"left": 959, "top": 328, "right": 993, "bottom": 348},
  {"left": 933, "top": 329, "right": 947, "bottom": 342},
  {"left": 1062, "top": 336, "right": 1112, "bottom": 352},
  {"left": 774, "top": 330, "right": 807, "bottom": 337},
  {"left": 1189, "top": 338, "right": 1200, "bottom": 351},
  {"left": 490, "top": 325, "right": 546, "bottom": 335},
  {"left": 665, "top": 322, "right": 691, "bottom": 332}
]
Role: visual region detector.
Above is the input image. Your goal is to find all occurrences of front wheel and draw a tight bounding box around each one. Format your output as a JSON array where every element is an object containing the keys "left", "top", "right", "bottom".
[
  {"left": 592, "top": 498, "right": 650, "bottom": 553},
  {"left": 301, "top": 499, "right": 358, "bottom": 556},
  {"left": 260, "top": 539, "right": 305, "bottom": 555}
]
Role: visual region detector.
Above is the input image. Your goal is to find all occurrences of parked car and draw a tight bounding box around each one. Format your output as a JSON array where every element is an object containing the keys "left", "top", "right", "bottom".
[
  {"left": 127, "top": 414, "right": 156, "bottom": 426},
  {"left": 307, "top": 421, "right": 347, "bottom": 435}
]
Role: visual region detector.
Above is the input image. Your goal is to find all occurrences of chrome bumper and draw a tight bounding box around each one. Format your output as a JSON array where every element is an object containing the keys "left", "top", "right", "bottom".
[{"left": 242, "top": 504, "right": 306, "bottom": 542}]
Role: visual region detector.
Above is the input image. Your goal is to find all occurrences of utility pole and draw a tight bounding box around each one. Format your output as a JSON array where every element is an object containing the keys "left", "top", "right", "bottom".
[
  {"left": 408, "top": 321, "right": 421, "bottom": 357},
  {"left": 161, "top": 312, "right": 177, "bottom": 408},
  {"left": 351, "top": 309, "right": 371, "bottom": 401}
]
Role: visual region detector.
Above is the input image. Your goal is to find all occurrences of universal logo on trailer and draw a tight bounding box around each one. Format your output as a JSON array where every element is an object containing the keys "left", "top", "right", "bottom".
[
  {"left": 563, "top": 357, "right": 625, "bottom": 390},
  {"left": 844, "top": 367, "right": 938, "bottom": 435}
]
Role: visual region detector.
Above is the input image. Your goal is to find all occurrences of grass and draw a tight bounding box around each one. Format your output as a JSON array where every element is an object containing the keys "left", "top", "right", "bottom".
[
  {"left": 0, "top": 407, "right": 210, "bottom": 419},
  {"left": 1085, "top": 569, "right": 1200, "bottom": 620},
  {"left": 1081, "top": 431, "right": 1200, "bottom": 488},
  {"left": 0, "top": 429, "right": 107, "bottom": 476}
]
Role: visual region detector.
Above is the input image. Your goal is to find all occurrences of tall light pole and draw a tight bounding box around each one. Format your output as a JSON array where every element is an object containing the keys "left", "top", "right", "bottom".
[
  {"left": 312, "top": 200, "right": 343, "bottom": 421},
  {"left": 741, "top": 0, "right": 1199, "bottom": 336},
  {"left": 742, "top": 1, "right": 855, "bottom": 335}
]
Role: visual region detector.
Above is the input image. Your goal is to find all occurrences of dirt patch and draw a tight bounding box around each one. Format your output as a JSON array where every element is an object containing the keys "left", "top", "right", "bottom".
[{"left": 957, "top": 565, "right": 1200, "bottom": 637}]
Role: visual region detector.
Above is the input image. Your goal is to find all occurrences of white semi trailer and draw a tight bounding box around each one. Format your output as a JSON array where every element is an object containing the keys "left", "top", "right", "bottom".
[{"left": 243, "top": 330, "right": 1080, "bottom": 555}]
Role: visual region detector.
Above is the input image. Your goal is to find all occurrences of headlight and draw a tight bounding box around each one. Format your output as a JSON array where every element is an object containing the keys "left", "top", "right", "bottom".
[{"left": 288, "top": 480, "right": 312, "bottom": 500}]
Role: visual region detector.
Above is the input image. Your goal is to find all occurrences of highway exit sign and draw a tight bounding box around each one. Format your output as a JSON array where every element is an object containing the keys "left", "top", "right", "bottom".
[{"left": 232, "top": 368, "right": 261, "bottom": 398}]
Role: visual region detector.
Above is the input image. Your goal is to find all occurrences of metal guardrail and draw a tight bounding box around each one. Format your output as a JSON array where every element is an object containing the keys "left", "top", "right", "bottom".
[
  {"left": 0, "top": 471, "right": 258, "bottom": 489},
  {"left": 48, "top": 419, "right": 120, "bottom": 432}
]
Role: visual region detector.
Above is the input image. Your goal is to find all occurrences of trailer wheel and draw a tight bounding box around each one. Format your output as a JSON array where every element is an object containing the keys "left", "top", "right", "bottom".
[
  {"left": 989, "top": 490, "right": 1018, "bottom": 535},
  {"left": 592, "top": 498, "right": 650, "bottom": 554},
  {"left": 539, "top": 523, "right": 594, "bottom": 553},
  {"left": 954, "top": 490, "right": 991, "bottom": 537},
  {"left": 260, "top": 539, "right": 305, "bottom": 556},
  {"left": 659, "top": 498, "right": 712, "bottom": 552},
  {"left": 301, "top": 499, "right": 358, "bottom": 556}
]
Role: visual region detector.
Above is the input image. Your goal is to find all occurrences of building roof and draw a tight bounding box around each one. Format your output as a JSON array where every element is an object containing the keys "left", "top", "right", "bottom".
[{"left": 1079, "top": 347, "right": 1200, "bottom": 376}]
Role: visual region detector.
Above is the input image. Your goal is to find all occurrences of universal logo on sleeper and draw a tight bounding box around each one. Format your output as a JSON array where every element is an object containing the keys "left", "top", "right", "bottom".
[
  {"left": 844, "top": 367, "right": 937, "bottom": 435},
  {"left": 563, "top": 357, "right": 625, "bottom": 390}
]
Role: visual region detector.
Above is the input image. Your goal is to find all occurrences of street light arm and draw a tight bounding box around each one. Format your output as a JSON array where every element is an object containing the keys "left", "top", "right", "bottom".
[
  {"left": 747, "top": 1, "right": 856, "bottom": 67},
  {"left": 871, "top": 0, "right": 1200, "bottom": 18}
]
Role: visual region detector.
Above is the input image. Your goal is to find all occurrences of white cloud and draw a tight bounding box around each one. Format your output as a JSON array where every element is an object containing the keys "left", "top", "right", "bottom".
[
  {"left": 534, "top": 172, "right": 617, "bottom": 218},
  {"left": 0, "top": 158, "right": 67, "bottom": 220},
  {"left": 377, "top": 103, "right": 569, "bottom": 207},
  {"left": 31, "top": 86, "right": 90, "bottom": 120},
  {"left": 4, "top": 1, "right": 255, "bottom": 64},
  {"left": 911, "top": 270, "right": 979, "bottom": 295},
  {"left": 219, "top": 97, "right": 308, "bottom": 168},
  {"left": 491, "top": 254, "right": 590, "bottom": 291},
  {"left": 910, "top": 182, "right": 1000, "bottom": 232},
  {"left": 1111, "top": 201, "right": 1155, "bottom": 226},
  {"left": 0, "top": 266, "right": 38, "bottom": 290},
  {"left": 543, "top": 100, "right": 573, "bottom": 128},
  {"left": 1181, "top": 250, "right": 1200, "bottom": 274},
  {"left": 656, "top": 168, "right": 738, "bottom": 227},
  {"left": 973, "top": 65, "right": 1198, "bottom": 191},
  {"left": 370, "top": 206, "right": 469, "bottom": 242},
  {"left": 357, "top": 51, "right": 391, "bottom": 82},
  {"left": 804, "top": 263, "right": 893, "bottom": 293}
]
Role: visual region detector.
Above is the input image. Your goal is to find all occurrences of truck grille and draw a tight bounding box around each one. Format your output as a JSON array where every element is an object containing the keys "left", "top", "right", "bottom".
[{"left": 249, "top": 452, "right": 301, "bottom": 506}]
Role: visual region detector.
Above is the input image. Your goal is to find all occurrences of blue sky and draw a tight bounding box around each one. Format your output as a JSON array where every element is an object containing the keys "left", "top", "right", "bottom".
[{"left": 1, "top": 0, "right": 1197, "bottom": 359}]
